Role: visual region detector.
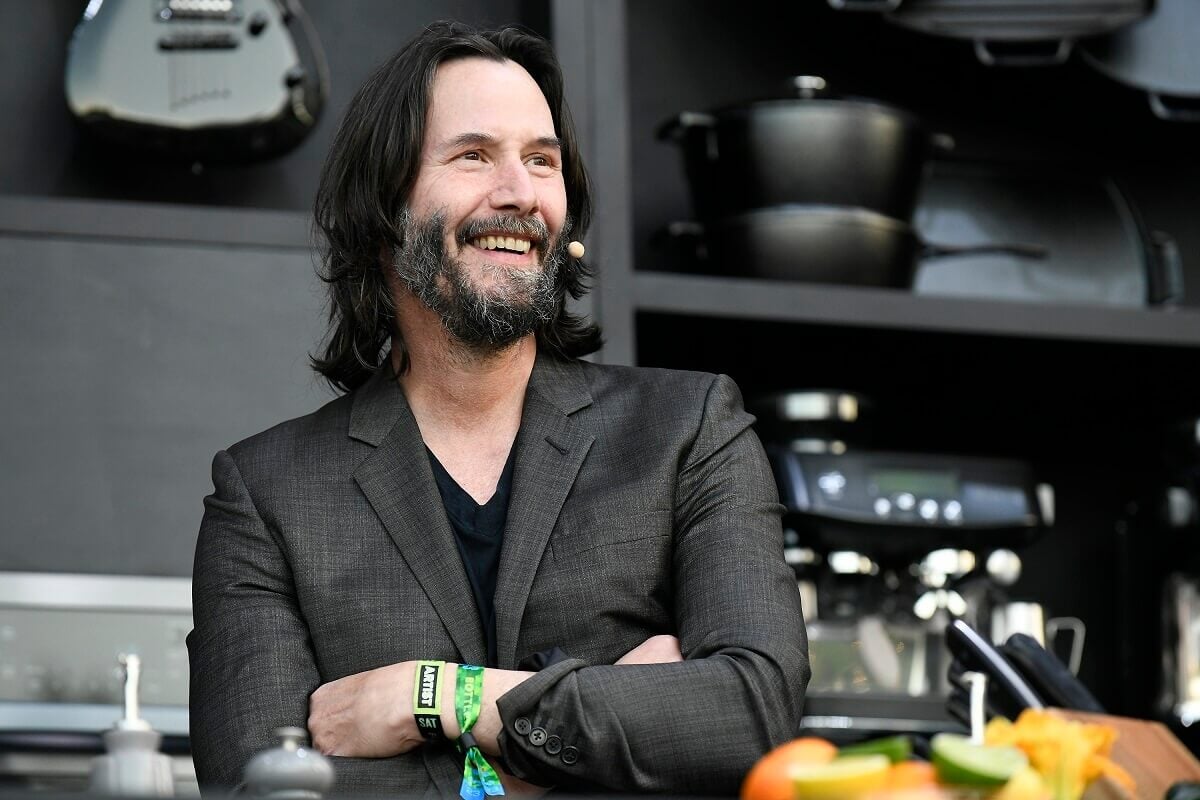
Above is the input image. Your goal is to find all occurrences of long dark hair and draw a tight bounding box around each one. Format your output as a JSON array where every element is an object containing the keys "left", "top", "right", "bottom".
[{"left": 310, "top": 21, "right": 602, "bottom": 393}]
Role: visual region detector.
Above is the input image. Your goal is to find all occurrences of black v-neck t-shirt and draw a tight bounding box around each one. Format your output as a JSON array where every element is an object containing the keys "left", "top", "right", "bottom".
[{"left": 426, "top": 446, "right": 517, "bottom": 667}]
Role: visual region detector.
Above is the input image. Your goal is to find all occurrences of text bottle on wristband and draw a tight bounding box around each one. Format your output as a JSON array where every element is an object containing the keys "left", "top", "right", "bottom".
[{"left": 456, "top": 665, "right": 505, "bottom": 800}]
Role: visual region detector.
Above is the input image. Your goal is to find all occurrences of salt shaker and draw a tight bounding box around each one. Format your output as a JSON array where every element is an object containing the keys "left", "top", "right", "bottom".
[{"left": 243, "top": 727, "right": 334, "bottom": 800}]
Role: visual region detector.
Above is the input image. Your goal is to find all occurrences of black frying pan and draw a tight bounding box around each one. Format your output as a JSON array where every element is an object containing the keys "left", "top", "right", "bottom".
[{"left": 669, "top": 206, "right": 1046, "bottom": 287}]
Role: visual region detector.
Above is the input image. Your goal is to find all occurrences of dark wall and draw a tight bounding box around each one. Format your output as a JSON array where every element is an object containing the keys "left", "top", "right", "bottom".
[
  {"left": 0, "top": 0, "right": 545, "bottom": 210},
  {"left": 0, "top": 1, "right": 549, "bottom": 577}
]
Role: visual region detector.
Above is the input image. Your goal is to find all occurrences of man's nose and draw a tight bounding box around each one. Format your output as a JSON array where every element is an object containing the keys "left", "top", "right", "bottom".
[{"left": 488, "top": 157, "right": 538, "bottom": 215}]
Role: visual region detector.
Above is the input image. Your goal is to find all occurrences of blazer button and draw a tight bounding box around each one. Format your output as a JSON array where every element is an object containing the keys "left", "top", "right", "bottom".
[
  {"left": 529, "top": 727, "right": 548, "bottom": 747},
  {"left": 514, "top": 717, "right": 532, "bottom": 736},
  {"left": 561, "top": 746, "right": 579, "bottom": 765},
  {"left": 544, "top": 735, "right": 562, "bottom": 755}
]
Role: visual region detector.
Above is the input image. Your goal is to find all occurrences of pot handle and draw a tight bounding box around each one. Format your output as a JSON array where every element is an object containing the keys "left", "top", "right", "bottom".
[
  {"left": 974, "top": 39, "right": 1073, "bottom": 68},
  {"left": 1148, "top": 93, "right": 1200, "bottom": 123},
  {"left": 1146, "top": 230, "right": 1185, "bottom": 306},
  {"left": 921, "top": 241, "right": 1049, "bottom": 261},
  {"left": 655, "top": 111, "right": 716, "bottom": 142},
  {"left": 790, "top": 75, "right": 829, "bottom": 99},
  {"left": 651, "top": 221, "right": 709, "bottom": 271},
  {"left": 826, "top": 0, "right": 902, "bottom": 10}
]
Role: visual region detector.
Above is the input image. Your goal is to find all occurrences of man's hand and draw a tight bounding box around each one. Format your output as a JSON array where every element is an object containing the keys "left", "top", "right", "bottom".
[
  {"left": 308, "top": 662, "right": 421, "bottom": 757},
  {"left": 616, "top": 634, "right": 683, "bottom": 665}
]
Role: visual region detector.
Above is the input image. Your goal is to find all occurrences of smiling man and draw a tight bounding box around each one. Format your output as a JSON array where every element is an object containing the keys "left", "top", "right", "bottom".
[{"left": 188, "top": 21, "right": 808, "bottom": 798}]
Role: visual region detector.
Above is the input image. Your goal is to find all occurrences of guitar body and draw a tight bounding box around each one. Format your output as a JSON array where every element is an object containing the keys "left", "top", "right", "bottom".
[{"left": 65, "top": 0, "right": 328, "bottom": 162}]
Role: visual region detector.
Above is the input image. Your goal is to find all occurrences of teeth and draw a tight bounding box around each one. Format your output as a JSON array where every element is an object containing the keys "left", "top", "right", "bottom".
[{"left": 472, "top": 236, "right": 532, "bottom": 253}]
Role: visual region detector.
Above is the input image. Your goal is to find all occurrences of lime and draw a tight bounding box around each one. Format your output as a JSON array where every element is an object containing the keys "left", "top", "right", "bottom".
[
  {"left": 791, "top": 754, "right": 890, "bottom": 799},
  {"left": 931, "top": 733, "right": 1028, "bottom": 786},
  {"left": 837, "top": 734, "right": 913, "bottom": 764}
]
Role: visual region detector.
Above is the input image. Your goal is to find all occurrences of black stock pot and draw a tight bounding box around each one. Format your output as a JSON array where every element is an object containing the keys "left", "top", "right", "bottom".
[{"left": 658, "top": 76, "right": 951, "bottom": 223}]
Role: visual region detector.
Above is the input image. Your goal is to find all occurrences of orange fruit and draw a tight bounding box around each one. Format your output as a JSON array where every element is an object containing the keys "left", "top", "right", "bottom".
[
  {"left": 741, "top": 737, "right": 838, "bottom": 800},
  {"left": 863, "top": 789, "right": 952, "bottom": 800},
  {"left": 886, "top": 760, "right": 938, "bottom": 789}
]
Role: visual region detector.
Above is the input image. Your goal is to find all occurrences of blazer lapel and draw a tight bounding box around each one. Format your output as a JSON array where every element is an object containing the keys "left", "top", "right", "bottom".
[
  {"left": 349, "top": 368, "right": 487, "bottom": 666},
  {"left": 494, "top": 354, "right": 594, "bottom": 668}
]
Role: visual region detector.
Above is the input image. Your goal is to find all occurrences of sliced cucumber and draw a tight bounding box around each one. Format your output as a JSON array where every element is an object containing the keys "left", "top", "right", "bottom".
[{"left": 837, "top": 734, "right": 912, "bottom": 764}]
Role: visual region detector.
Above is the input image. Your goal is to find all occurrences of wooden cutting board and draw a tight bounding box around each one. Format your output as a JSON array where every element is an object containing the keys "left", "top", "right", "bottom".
[{"left": 1055, "top": 709, "right": 1200, "bottom": 800}]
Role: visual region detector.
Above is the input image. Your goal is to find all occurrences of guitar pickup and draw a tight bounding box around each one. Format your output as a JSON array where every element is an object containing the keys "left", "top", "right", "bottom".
[
  {"left": 160, "top": 0, "right": 240, "bottom": 21},
  {"left": 158, "top": 32, "right": 239, "bottom": 50}
]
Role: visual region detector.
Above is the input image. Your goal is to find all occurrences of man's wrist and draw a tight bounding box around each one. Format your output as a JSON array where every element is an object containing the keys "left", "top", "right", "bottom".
[{"left": 439, "top": 662, "right": 461, "bottom": 739}]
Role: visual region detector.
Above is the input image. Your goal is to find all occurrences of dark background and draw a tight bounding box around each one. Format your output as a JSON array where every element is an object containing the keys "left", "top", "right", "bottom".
[{"left": 1, "top": 0, "right": 1199, "bottom": 736}]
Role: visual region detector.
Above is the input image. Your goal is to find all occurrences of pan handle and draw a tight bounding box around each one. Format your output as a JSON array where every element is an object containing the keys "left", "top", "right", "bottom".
[
  {"left": 826, "top": 0, "right": 903, "bottom": 10},
  {"left": 974, "top": 39, "right": 1072, "bottom": 68},
  {"left": 1148, "top": 94, "right": 1200, "bottom": 124},
  {"left": 655, "top": 111, "right": 716, "bottom": 142},
  {"left": 921, "top": 241, "right": 1049, "bottom": 261},
  {"left": 650, "top": 221, "right": 710, "bottom": 272},
  {"left": 1146, "top": 230, "right": 1185, "bottom": 306}
]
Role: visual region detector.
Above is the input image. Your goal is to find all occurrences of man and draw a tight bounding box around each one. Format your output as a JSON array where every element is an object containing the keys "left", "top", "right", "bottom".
[{"left": 188, "top": 21, "right": 808, "bottom": 797}]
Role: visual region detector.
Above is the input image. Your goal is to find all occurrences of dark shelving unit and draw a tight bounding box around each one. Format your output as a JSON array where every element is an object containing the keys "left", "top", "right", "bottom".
[{"left": 564, "top": 0, "right": 1200, "bottom": 725}]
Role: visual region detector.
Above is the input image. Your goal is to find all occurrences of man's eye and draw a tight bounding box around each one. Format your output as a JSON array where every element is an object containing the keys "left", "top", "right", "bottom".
[{"left": 461, "top": 151, "right": 482, "bottom": 161}]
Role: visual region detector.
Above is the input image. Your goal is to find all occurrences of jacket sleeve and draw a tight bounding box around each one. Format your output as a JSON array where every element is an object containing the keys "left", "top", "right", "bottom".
[
  {"left": 494, "top": 374, "right": 811, "bottom": 794},
  {"left": 187, "top": 449, "right": 321, "bottom": 791}
]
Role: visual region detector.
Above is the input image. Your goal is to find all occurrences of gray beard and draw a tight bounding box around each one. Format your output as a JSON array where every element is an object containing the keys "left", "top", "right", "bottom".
[{"left": 392, "top": 209, "right": 568, "bottom": 352}]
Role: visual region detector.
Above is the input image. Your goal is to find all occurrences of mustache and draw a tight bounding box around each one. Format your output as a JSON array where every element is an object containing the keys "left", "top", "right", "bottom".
[{"left": 456, "top": 215, "right": 553, "bottom": 253}]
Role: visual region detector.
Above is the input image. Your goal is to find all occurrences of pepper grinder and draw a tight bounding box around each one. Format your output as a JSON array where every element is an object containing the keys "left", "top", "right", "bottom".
[
  {"left": 243, "top": 727, "right": 334, "bottom": 800},
  {"left": 90, "top": 653, "right": 175, "bottom": 796}
]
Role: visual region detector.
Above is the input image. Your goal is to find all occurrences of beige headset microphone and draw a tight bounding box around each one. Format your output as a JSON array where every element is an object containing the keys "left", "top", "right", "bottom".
[{"left": 567, "top": 240, "right": 585, "bottom": 259}]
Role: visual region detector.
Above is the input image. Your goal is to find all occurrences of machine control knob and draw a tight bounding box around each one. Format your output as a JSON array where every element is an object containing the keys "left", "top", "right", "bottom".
[
  {"left": 816, "top": 470, "right": 846, "bottom": 499},
  {"left": 895, "top": 492, "right": 916, "bottom": 512},
  {"left": 943, "top": 500, "right": 963, "bottom": 523},
  {"left": 918, "top": 498, "right": 939, "bottom": 521},
  {"left": 873, "top": 497, "right": 892, "bottom": 518}
]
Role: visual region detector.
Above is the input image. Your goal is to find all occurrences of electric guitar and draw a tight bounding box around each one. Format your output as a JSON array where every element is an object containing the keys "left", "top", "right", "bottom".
[{"left": 65, "top": 0, "right": 329, "bottom": 162}]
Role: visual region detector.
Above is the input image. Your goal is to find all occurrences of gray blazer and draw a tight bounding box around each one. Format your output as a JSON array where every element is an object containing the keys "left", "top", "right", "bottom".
[{"left": 188, "top": 353, "right": 809, "bottom": 796}]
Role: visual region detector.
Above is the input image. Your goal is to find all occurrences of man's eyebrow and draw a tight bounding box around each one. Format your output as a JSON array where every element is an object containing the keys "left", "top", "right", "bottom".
[{"left": 439, "top": 132, "right": 562, "bottom": 151}]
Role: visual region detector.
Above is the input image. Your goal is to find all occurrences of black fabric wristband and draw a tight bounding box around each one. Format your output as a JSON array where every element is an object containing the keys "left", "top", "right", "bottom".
[{"left": 413, "top": 660, "right": 445, "bottom": 742}]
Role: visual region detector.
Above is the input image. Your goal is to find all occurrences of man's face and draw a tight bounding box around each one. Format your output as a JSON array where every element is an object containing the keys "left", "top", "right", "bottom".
[{"left": 394, "top": 57, "right": 570, "bottom": 350}]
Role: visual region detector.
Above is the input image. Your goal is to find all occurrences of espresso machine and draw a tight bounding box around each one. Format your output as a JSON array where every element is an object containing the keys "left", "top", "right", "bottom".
[{"left": 753, "top": 390, "right": 1056, "bottom": 741}]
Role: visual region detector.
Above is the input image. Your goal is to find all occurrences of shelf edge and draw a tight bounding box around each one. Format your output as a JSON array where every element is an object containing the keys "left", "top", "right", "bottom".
[{"left": 634, "top": 271, "right": 1200, "bottom": 348}]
